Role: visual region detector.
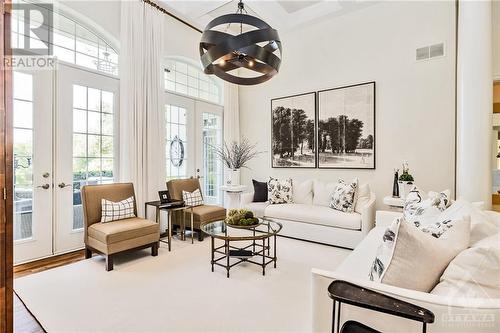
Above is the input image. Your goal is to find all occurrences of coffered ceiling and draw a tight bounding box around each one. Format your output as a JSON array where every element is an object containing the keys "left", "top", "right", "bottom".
[{"left": 160, "top": 0, "right": 379, "bottom": 33}]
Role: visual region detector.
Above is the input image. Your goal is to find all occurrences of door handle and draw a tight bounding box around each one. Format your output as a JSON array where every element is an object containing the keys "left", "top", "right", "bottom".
[
  {"left": 36, "top": 184, "right": 50, "bottom": 190},
  {"left": 58, "top": 182, "right": 72, "bottom": 189}
]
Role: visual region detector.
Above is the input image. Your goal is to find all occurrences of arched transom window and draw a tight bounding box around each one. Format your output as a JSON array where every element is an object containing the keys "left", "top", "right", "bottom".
[
  {"left": 10, "top": 1, "right": 119, "bottom": 76},
  {"left": 165, "top": 58, "right": 222, "bottom": 105}
]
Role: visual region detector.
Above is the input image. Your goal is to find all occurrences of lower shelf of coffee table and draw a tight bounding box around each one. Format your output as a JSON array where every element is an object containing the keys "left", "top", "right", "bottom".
[{"left": 210, "top": 241, "right": 277, "bottom": 278}]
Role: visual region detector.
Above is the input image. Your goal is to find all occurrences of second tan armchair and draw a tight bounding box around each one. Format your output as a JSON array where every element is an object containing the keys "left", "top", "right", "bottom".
[{"left": 167, "top": 178, "right": 226, "bottom": 241}]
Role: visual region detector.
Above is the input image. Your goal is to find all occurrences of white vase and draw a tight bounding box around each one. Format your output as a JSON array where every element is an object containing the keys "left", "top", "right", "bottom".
[
  {"left": 229, "top": 169, "right": 240, "bottom": 186},
  {"left": 398, "top": 181, "right": 414, "bottom": 199}
]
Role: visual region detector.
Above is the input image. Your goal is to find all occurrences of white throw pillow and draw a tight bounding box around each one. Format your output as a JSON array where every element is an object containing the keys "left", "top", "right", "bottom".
[
  {"left": 373, "top": 217, "right": 470, "bottom": 292},
  {"left": 292, "top": 179, "right": 313, "bottom": 205},
  {"left": 312, "top": 180, "right": 338, "bottom": 207},
  {"left": 369, "top": 217, "right": 470, "bottom": 290},
  {"left": 354, "top": 183, "right": 371, "bottom": 214},
  {"left": 431, "top": 232, "right": 500, "bottom": 298},
  {"left": 182, "top": 189, "right": 204, "bottom": 207},
  {"left": 267, "top": 177, "right": 293, "bottom": 204},
  {"left": 403, "top": 187, "right": 451, "bottom": 227},
  {"left": 329, "top": 178, "right": 358, "bottom": 213},
  {"left": 101, "top": 196, "right": 136, "bottom": 223},
  {"left": 438, "top": 199, "right": 500, "bottom": 245}
]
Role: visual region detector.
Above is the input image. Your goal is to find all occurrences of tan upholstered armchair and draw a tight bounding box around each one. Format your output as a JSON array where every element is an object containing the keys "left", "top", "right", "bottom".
[
  {"left": 81, "top": 183, "right": 160, "bottom": 271},
  {"left": 167, "top": 178, "right": 226, "bottom": 241}
]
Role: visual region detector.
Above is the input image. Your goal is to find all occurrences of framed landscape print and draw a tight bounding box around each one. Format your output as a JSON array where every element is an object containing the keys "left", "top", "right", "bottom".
[
  {"left": 271, "top": 92, "right": 316, "bottom": 168},
  {"left": 317, "top": 82, "right": 375, "bottom": 169}
]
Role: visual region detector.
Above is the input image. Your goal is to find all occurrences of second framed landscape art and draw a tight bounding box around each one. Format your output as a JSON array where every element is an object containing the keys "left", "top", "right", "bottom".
[{"left": 271, "top": 82, "right": 376, "bottom": 169}]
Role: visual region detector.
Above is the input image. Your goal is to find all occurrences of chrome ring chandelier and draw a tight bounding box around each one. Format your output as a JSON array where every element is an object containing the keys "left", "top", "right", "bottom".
[{"left": 199, "top": 0, "right": 282, "bottom": 85}]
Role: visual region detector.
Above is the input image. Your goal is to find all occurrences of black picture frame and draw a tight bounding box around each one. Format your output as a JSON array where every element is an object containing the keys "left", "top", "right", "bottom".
[
  {"left": 271, "top": 91, "right": 317, "bottom": 168},
  {"left": 317, "top": 82, "right": 376, "bottom": 170},
  {"left": 158, "top": 190, "right": 171, "bottom": 203}
]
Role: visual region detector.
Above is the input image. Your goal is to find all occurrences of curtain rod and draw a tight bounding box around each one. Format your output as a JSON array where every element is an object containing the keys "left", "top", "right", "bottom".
[{"left": 142, "top": 0, "right": 203, "bottom": 33}]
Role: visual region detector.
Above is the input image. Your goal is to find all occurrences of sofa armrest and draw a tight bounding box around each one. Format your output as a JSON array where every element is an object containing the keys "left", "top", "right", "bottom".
[
  {"left": 241, "top": 192, "right": 254, "bottom": 206},
  {"left": 311, "top": 269, "right": 500, "bottom": 333},
  {"left": 360, "top": 192, "right": 376, "bottom": 235},
  {"left": 375, "top": 210, "right": 402, "bottom": 228}
]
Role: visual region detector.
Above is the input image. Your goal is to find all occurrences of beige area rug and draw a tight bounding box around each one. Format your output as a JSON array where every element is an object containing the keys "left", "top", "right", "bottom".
[{"left": 15, "top": 236, "right": 350, "bottom": 333}]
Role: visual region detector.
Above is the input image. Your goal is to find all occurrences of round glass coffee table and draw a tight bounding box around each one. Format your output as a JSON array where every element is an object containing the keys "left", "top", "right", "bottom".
[{"left": 201, "top": 219, "right": 283, "bottom": 278}]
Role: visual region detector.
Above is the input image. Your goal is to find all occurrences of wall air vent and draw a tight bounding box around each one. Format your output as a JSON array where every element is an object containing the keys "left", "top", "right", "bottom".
[{"left": 416, "top": 42, "right": 445, "bottom": 61}]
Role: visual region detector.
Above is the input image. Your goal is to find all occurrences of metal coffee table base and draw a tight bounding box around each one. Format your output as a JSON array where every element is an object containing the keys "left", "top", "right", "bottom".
[{"left": 210, "top": 235, "right": 277, "bottom": 278}]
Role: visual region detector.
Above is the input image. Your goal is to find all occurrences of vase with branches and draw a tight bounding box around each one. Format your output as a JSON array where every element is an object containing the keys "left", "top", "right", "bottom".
[{"left": 211, "top": 138, "right": 263, "bottom": 186}]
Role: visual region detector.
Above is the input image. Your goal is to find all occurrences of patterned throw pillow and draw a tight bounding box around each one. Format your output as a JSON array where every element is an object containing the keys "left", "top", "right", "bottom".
[
  {"left": 101, "top": 196, "right": 136, "bottom": 223},
  {"left": 267, "top": 177, "right": 293, "bottom": 204},
  {"left": 329, "top": 179, "right": 358, "bottom": 213},
  {"left": 182, "top": 189, "right": 204, "bottom": 207},
  {"left": 369, "top": 216, "right": 459, "bottom": 282},
  {"left": 403, "top": 187, "right": 451, "bottom": 227}
]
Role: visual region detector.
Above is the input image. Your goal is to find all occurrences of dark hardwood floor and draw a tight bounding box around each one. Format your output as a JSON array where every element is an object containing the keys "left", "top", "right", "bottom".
[{"left": 13, "top": 250, "right": 86, "bottom": 332}]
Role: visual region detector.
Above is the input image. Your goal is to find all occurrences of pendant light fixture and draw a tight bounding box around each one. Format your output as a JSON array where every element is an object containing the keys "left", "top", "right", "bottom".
[{"left": 199, "top": 0, "right": 282, "bottom": 85}]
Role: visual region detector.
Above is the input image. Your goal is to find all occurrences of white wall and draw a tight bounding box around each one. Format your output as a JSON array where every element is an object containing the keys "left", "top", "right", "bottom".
[
  {"left": 239, "top": 1, "right": 457, "bottom": 208},
  {"left": 59, "top": 1, "right": 121, "bottom": 47}
]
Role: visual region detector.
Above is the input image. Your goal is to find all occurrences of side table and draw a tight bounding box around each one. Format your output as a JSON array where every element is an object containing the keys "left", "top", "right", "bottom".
[
  {"left": 328, "top": 280, "right": 434, "bottom": 333},
  {"left": 382, "top": 196, "right": 404, "bottom": 211},
  {"left": 144, "top": 201, "right": 194, "bottom": 251},
  {"left": 220, "top": 185, "right": 247, "bottom": 209}
]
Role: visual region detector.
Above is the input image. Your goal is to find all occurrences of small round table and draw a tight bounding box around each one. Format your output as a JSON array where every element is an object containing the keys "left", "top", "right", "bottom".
[{"left": 201, "top": 219, "right": 282, "bottom": 278}]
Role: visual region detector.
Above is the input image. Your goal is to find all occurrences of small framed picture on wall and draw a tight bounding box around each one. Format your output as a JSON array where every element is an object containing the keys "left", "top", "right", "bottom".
[
  {"left": 317, "top": 82, "right": 376, "bottom": 169},
  {"left": 271, "top": 92, "right": 317, "bottom": 168}
]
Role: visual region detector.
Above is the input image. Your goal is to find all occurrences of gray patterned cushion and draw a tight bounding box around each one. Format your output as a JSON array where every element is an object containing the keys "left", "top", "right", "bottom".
[
  {"left": 403, "top": 187, "right": 451, "bottom": 227},
  {"left": 267, "top": 177, "right": 293, "bottom": 204},
  {"left": 329, "top": 179, "right": 358, "bottom": 213}
]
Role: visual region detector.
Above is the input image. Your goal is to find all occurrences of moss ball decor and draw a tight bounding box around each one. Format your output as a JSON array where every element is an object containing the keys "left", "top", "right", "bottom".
[{"left": 225, "top": 209, "right": 259, "bottom": 227}]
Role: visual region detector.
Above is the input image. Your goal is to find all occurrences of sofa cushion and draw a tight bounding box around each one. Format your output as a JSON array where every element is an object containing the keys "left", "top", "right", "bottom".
[
  {"left": 264, "top": 203, "right": 361, "bottom": 230},
  {"left": 88, "top": 217, "right": 159, "bottom": 244},
  {"left": 252, "top": 179, "right": 268, "bottom": 202},
  {"left": 313, "top": 180, "right": 337, "bottom": 207},
  {"left": 189, "top": 205, "right": 226, "bottom": 223},
  {"left": 403, "top": 187, "right": 451, "bottom": 227},
  {"left": 354, "top": 183, "right": 371, "bottom": 214},
  {"left": 431, "top": 232, "right": 500, "bottom": 298},
  {"left": 379, "top": 218, "right": 470, "bottom": 292},
  {"left": 329, "top": 179, "right": 358, "bottom": 213},
  {"left": 292, "top": 180, "right": 313, "bottom": 205},
  {"left": 438, "top": 199, "right": 500, "bottom": 245},
  {"left": 241, "top": 201, "right": 269, "bottom": 218},
  {"left": 268, "top": 177, "right": 293, "bottom": 204}
]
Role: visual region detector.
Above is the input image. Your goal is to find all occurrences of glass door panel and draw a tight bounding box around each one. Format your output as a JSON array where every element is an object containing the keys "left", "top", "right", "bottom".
[
  {"left": 165, "top": 93, "right": 196, "bottom": 181},
  {"left": 13, "top": 70, "right": 53, "bottom": 264},
  {"left": 55, "top": 63, "right": 119, "bottom": 254},
  {"left": 201, "top": 111, "right": 223, "bottom": 205},
  {"left": 164, "top": 94, "right": 223, "bottom": 204}
]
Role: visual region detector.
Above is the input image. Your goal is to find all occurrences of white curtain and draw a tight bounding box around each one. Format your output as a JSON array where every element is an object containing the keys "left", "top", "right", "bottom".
[
  {"left": 119, "top": 0, "right": 166, "bottom": 216},
  {"left": 223, "top": 81, "right": 240, "bottom": 184}
]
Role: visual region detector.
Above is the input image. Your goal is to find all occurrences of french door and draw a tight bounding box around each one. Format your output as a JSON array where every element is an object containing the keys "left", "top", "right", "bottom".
[
  {"left": 13, "top": 63, "right": 119, "bottom": 264},
  {"left": 165, "top": 92, "right": 223, "bottom": 204},
  {"left": 55, "top": 63, "right": 119, "bottom": 253},
  {"left": 13, "top": 70, "right": 53, "bottom": 263}
]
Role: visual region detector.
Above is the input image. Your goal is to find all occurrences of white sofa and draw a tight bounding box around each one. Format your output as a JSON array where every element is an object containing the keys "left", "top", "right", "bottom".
[
  {"left": 241, "top": 179, "right": 376, "bottom": 249},
  {"left": 312, "top": 209, "right": 500, "bottom": 333}
]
